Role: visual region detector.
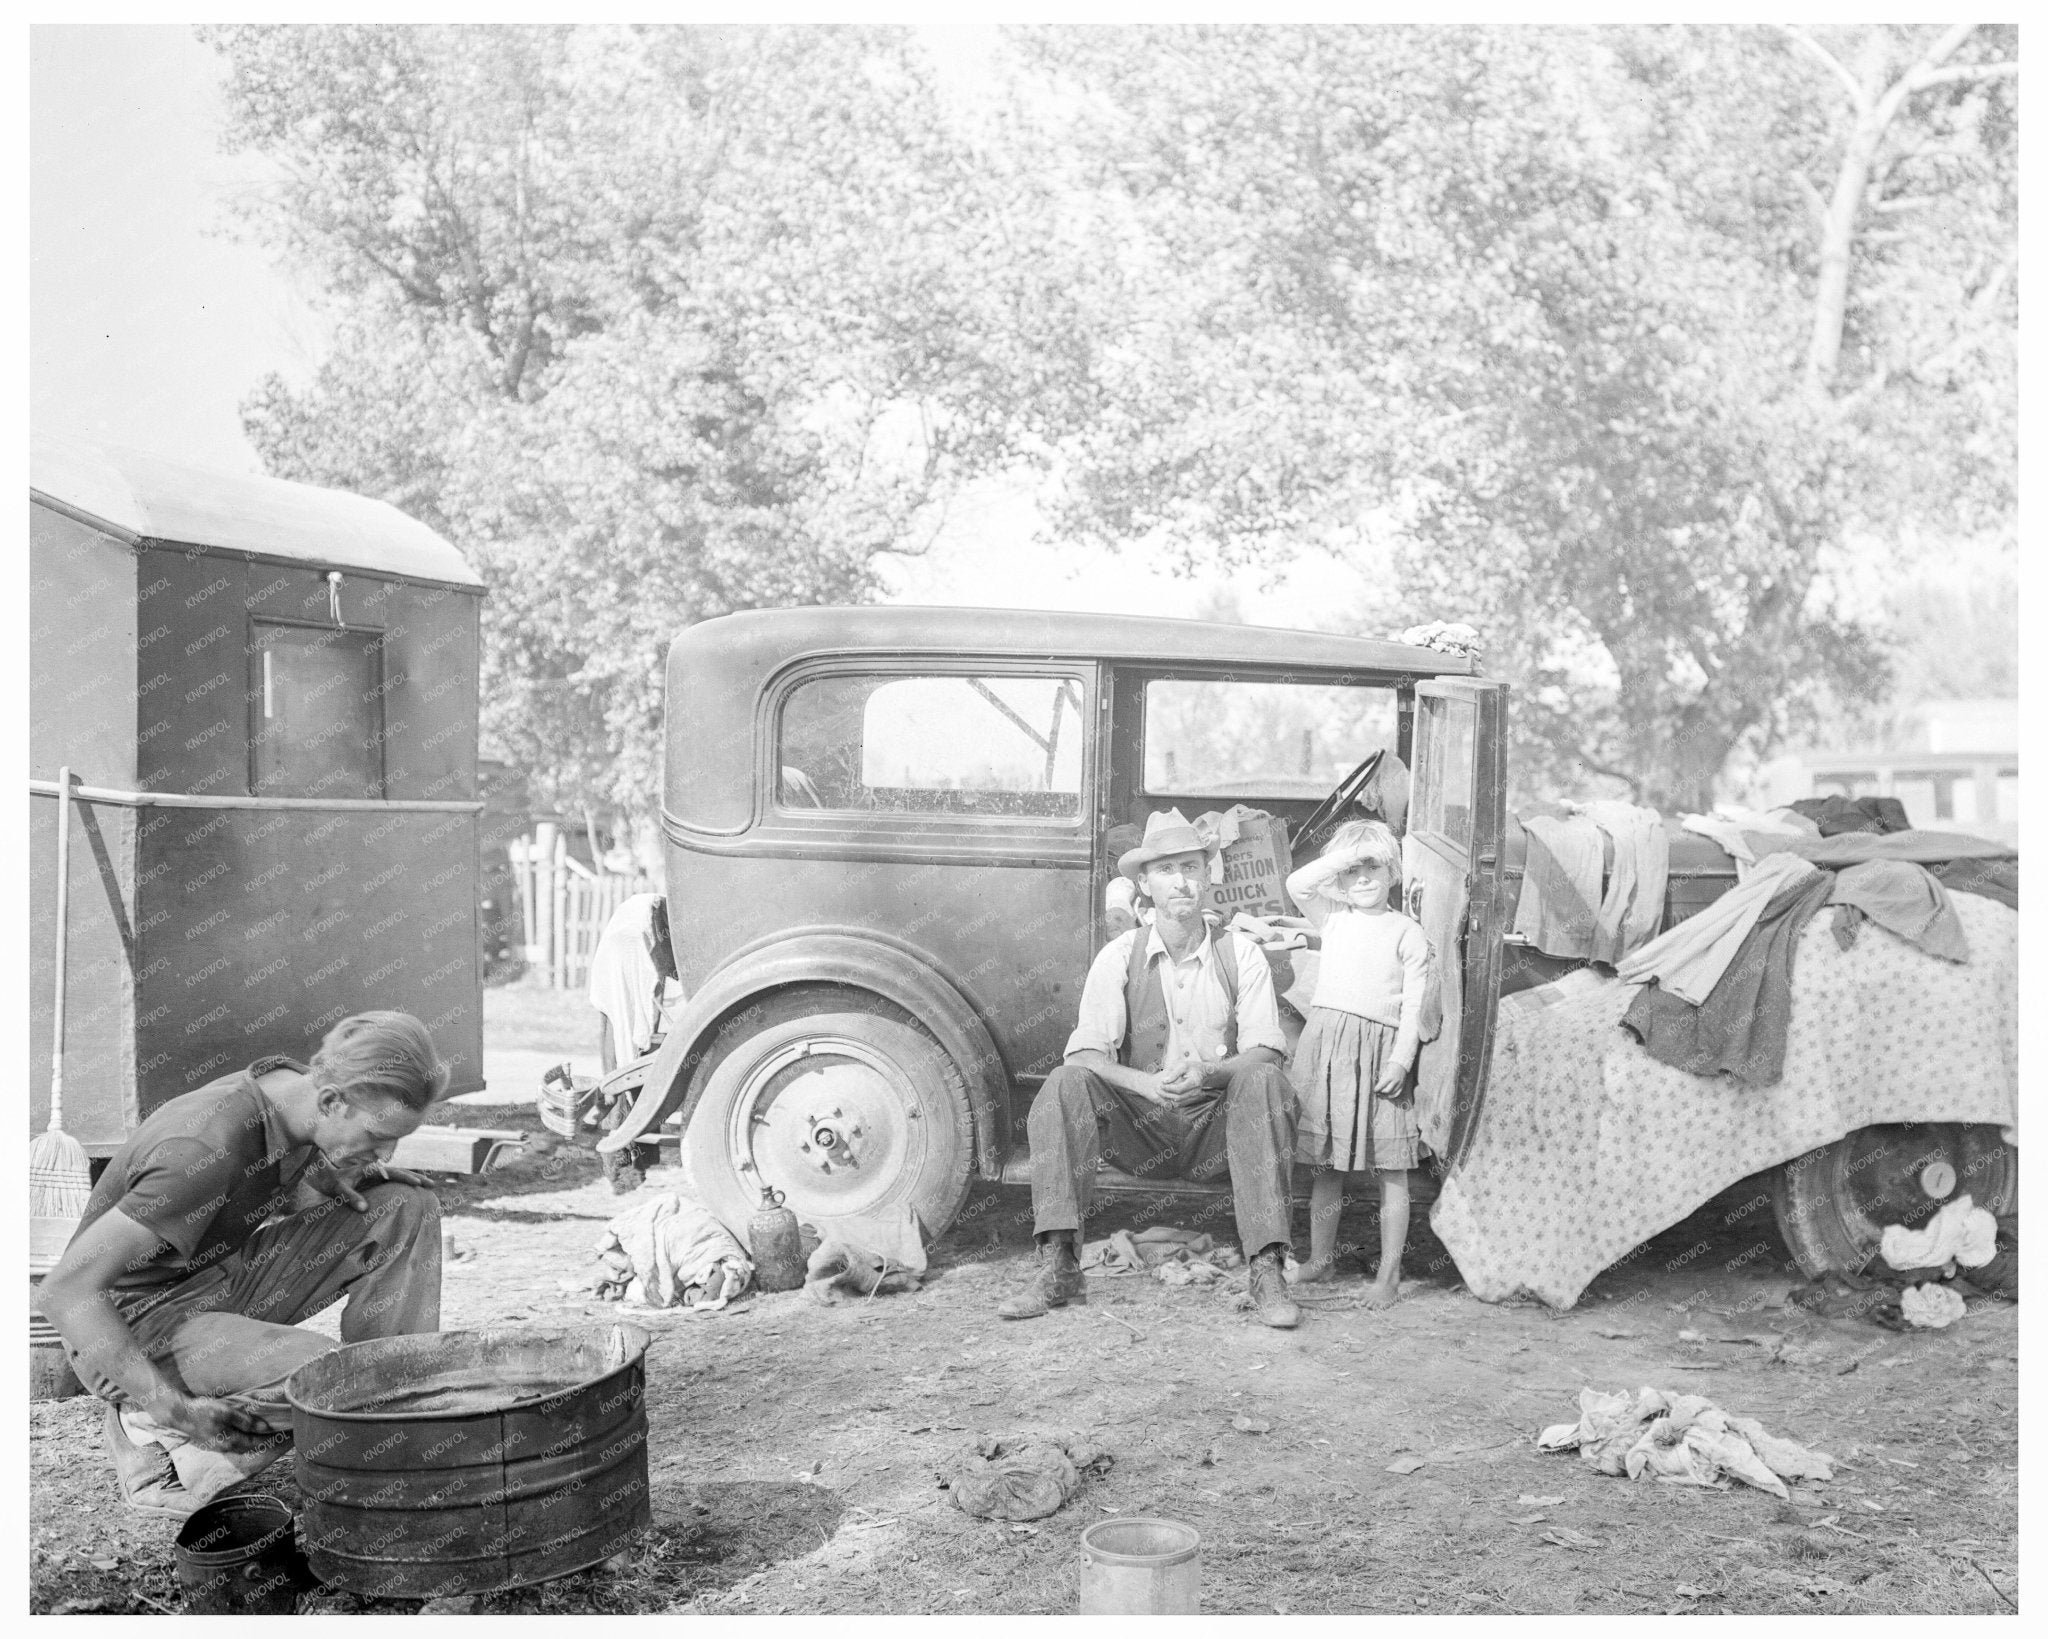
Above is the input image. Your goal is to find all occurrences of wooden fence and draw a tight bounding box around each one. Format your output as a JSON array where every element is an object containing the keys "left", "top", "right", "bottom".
[{"left": 508, "top": 821, "right": 661, "bottom": 989}]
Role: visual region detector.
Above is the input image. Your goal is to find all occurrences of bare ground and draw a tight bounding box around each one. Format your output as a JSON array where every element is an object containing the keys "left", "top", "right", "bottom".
[{"left": 29, "top": 983, "right": 2020, "bottom": 1616}]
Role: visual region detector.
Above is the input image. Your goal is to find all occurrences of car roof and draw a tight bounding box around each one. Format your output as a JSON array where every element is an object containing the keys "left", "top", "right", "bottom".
[
  {"left": 30, "top": 436, "right": 483, "bottom": 590},
  {"left": 674, "top": 604, "right": 1476, "bottom": 678}
]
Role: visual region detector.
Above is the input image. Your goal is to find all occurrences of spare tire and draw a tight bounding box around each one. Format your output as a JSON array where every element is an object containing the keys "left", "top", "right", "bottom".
[{"left": 1772, "top": 1122, "right": 2017, "bottom": 1279}]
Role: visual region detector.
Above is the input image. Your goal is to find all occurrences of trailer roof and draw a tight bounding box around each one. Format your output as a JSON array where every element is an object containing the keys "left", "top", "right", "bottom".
[
  {"left": 676, "top": 604, "right": 1475, "bottom": 678},
  {"left": 30, "top": 437, "right": 483, "bottom": 589}
]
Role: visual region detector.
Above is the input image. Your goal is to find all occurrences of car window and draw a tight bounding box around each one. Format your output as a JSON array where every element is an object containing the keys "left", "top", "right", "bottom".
[
  {"left": 779, "top": 673, "right": 1085, "bottom": 818},
  {"left": 1142, "top": 679, "right": 1397, "bottom": 800},
  {"left": 1412, "top": 692, "right": 1476, "bottom": 852}
]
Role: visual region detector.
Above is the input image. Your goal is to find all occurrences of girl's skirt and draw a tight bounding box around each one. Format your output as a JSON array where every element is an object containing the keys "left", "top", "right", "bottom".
[{"left": 1288, "top": 1004, "right": 1419, "bottom": 1172}]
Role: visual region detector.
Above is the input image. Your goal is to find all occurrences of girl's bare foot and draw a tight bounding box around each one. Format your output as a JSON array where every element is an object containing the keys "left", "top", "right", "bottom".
[
  {"left": 1361, "top": 1276, "right": 1401, "bottom": 1309},
  {"left": 1287, "top": 1257, "right": 1337, "bottom": 1286}
]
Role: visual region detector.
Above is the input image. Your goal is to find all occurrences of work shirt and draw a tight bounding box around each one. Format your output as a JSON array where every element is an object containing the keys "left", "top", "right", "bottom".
[
  {"left": 1064, "top": 923, "right": 1286, "bottom": 1067},
  {"left": 74, "top": 1058, "right": 318, "bottom": 1319}
]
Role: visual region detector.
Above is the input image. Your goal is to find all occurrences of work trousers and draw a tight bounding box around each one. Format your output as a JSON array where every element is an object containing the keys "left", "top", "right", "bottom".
[
  {"left": 72, "top": 1182, "right": 441, "bottom": 1484},
  {"left": 1027, "top": 1062, "right": 1295, "bottom": 1256}
]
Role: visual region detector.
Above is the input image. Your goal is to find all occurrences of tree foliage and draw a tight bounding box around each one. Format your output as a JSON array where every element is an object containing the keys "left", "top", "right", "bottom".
[
  {"left": 1003, "top": 24, "right": 2015, "bottom": 808},
  {"left": 208, "top": 24, "right": 1060, "bottom": 818},
  {"left": 211, "top": 25, "right": 2015, "bottom": 820}
]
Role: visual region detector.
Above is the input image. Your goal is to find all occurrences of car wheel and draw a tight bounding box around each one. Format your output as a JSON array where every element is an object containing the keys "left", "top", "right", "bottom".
[
  {"left": 682, "top": 990, "right": 975, "bottom": 1243},
  {"left": 1772, "top": 1122, "right": 2017, "bottom": 1279}
]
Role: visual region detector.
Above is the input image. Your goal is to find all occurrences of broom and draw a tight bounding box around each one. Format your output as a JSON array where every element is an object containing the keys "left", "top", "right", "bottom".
[{"left": 31, "top": 766, "right": 92, "bottom": 1220}]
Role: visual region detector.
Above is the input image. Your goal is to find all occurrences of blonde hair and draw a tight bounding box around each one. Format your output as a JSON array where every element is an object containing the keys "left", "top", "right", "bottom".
[
  {"left": 1317, "top": 819, "right": 1400, "bottom": 902},
  {"left": 312, "top": 1011, "right": 449, "bottom": 1113}
]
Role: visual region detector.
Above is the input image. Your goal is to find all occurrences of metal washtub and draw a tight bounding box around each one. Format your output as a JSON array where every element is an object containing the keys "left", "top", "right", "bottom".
[{"left": 286, "top": 1324, "right": 652, "bottom": 1598}]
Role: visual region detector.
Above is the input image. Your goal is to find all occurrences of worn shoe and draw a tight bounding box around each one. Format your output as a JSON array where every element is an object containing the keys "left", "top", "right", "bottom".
[
  {"left": 1248, "top": 1250, "right": 1302, "bottom": 1329},
  {"left": 103, "top": 1402, "right": 197, "bottom": 1522},
  {"left": 997, "top": 1241, "right": 1088, "bottom": 1320}
]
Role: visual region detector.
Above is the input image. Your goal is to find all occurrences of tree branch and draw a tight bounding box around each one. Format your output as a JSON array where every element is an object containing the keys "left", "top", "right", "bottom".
[
  {"left": 1780, "top": 26, "right": 1869, "bottom": 113},
  {"left": 1909, "top": 60, "right": 2018, "bottom": 91},
  {"left": 1873, "top": 22, "right": 1979, "bottom": 130}
]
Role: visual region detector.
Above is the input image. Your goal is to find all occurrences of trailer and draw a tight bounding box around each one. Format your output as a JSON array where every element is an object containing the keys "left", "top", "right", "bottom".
[{"left": 28, "top": 438, "right": 487, "bottom": 1153}]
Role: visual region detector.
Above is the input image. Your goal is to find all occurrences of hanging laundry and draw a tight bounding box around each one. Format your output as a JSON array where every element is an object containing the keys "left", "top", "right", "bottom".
[
  {"left": 1616, "top": 851, "right": 1820, "bottom": 1005},
  {"left": 1751, "top": 829, "right": 2016, "bottom": 869},
  {"left": 1826, "top": 859, "right": 1969, "bottom": 962},
  {"left": 1512, "top": 816, "right": 1604, "bottom": 959},
  {"left": 1789, "top": 794, "right": 1912, "bottom": 836},
  {"left": 1680, "top": 807, "right": 1819, "bottom": 874},
  {"left": 1577, "top": 801, "right": 1669, "bottom": 963},
  {"left": 1931, "top": 855, "right": 2019, "bottom": 912},
  {"left": 1618, "top": 866, "right": 1835, "bottom": 1087}
]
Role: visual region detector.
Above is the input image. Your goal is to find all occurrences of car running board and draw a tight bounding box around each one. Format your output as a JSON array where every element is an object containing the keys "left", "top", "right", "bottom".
[{"left": 997, "top": 1150, "right": 1314, "bottom": 1202}]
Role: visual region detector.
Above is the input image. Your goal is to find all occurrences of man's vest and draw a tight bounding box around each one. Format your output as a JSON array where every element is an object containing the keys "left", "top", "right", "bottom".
[{"left": 1120, "top": 922, "right": 1240, "bottom": 1072}]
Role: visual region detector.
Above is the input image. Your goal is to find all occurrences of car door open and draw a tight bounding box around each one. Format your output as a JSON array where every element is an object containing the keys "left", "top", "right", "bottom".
[{"left": 1404, "top": 677, "right": 1509, "bottom": 1172}]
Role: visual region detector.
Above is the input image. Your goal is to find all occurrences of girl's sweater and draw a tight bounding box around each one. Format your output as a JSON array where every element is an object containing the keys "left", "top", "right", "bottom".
[{"left": 1285, "top": 858, "right": 1430, "bottom": 1051}]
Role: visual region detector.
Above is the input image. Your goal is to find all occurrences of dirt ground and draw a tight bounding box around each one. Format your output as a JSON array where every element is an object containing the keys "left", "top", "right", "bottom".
[{"left": 29, "top": 984, "right": 2020, "bottom": 1615}]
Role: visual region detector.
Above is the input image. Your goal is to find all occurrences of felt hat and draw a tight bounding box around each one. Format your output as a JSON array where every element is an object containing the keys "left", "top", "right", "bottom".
[{"left": 1118, "top": 808, "right": 1217, "bottom": 882}]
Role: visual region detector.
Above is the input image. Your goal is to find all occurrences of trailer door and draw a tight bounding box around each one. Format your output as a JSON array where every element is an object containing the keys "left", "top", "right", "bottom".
[{"left": 1404, "top": 678, "right": 1509, "bottom": 1171}]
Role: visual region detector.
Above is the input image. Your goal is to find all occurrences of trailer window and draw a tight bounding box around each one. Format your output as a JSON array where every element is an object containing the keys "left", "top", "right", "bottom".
[
  {"left": 779, "top": 672, "right": 1085, "bottom": 818},
  {"left": 1142, "top": 679, "right": 1397, "bottom": 800},
  {"left": 249, "top": 621, "right": 384, "bottom": 800}
]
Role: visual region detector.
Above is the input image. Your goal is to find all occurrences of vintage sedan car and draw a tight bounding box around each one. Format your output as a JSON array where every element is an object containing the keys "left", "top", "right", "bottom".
[
  {"left": 602, "top": 606, "right": 2014, "bottom": 1278},
  {"left": 600, "top": 607, "right": 1496, "bottom": 1238}
]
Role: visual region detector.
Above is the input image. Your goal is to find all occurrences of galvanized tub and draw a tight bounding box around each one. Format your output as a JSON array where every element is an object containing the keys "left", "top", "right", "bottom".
[{"left": 287, "top": 1325, "right": 652, "bottom": 1598}]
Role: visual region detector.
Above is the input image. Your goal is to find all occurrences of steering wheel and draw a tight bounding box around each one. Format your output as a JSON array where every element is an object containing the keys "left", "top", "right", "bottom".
[{"left": 1295, "top": 747, "right": 1386, "bottom": 858}]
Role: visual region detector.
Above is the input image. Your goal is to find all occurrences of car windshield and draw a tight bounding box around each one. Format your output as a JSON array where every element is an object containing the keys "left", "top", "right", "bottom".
[{"left": 1142, "top": 678, "right": 1398, "bottom": 799}]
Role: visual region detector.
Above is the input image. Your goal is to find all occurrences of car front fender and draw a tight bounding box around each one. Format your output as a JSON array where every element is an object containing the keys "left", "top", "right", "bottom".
[{"left": 594, "top": 928, "right": 1011, "bottom": 1180}]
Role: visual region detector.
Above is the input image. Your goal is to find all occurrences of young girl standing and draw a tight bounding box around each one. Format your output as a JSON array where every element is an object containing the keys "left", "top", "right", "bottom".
[{"left": 1284, "top": 818, "right": 1429, "bottom": 1307}]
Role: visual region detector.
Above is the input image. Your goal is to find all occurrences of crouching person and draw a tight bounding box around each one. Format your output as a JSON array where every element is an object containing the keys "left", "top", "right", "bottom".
[
  {"left": 998, "top": 809, "right": 1304, "bottom": 1329},
  {"left": 39, "top": 1011, "right": 447, "bottom": 1520}
]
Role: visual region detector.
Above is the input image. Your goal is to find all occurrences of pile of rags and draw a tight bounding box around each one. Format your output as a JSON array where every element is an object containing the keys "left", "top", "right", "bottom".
[
  {"left": 591, "top": 1191, "right": 754, "bottom": 1311},
  {"left": 1538, "top": 1387, "right": 1833, "bottom": 1499},
  {"left": 939, "top": 1430, "right": 1113, "bottom": 1521},
  {"left": 1080, "top": 1225, "right": 1244, "bottom": 1287},
  {"left": 805, "top": 1201, "right": 928, "bottom": 1305}
]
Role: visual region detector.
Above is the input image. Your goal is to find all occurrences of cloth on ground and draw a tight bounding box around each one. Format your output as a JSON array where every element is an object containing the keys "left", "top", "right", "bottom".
[
  {"left": 1537, "top": 1386, "right": 1832, "bottom": 1500},
  {"left": 1899, "top": 1283, "right": 1968, "bottom": 1330},
  {"left": 1790, "top": 794, "right": 1911, "bottom": 836},
  {"left": 595, "top": 1192, "right": 753, "bottom": 1310},
  {"left": 1429, "top": 892, "right": 2016, "bottom": 1307},
  {"left": 1079, "top": 1225, "right": 1242, "bottom": 1285},
  {"left": 1577, "top": 801, "right": 1669, "bottom": 963},
  {"left": 1615, "top": 852, "right": 1821, "bottom": 1006},
  {"left": 1513, "top": 816, "right": 1606, "bottom": 959},
  {"left": 587, "top": 893, "right": 672, "bottom": 1064},
  {"left": 804, "top": 1201, "right": 927, "bottom": 1303},
  {"left": 1618, "top": 867, "right": 1836, "bottom": 1087},
  {"left": 1752, "top": 828, "right": 2017, "bottom": 869},
  {"left": 1931, "top": 854, "right": 2018, "bottom": 912},
  {"left": 1881, "top": 1194, "right": 1996, "bottom": 1274},
  {"left": 941, "top": 1430, "right": 1112, "bottom": 1521}
]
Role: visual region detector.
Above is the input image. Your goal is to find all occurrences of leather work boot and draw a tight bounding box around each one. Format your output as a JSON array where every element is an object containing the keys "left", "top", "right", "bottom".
[
  {"left": 1248, "top": 1248, "right": 1302, "bottom": 1329},
  {"left": 997, "top": 1238, "right": 1088, "bottom": 1320}
]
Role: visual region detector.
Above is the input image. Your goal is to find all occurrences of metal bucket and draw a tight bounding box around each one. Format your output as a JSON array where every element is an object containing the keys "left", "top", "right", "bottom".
[
  {"left": 1078, "top": 1516, "right": 1202, "bottom": 1614},
  {"left": 174, "top": 1495, "right": 305, "bottom": 1615},
  {"left": 287, "top": 1325, "right": 651, "bottom": 1599},
  {"left": 30, "top": 1278, "right": 84, "bottom": 1401}
]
